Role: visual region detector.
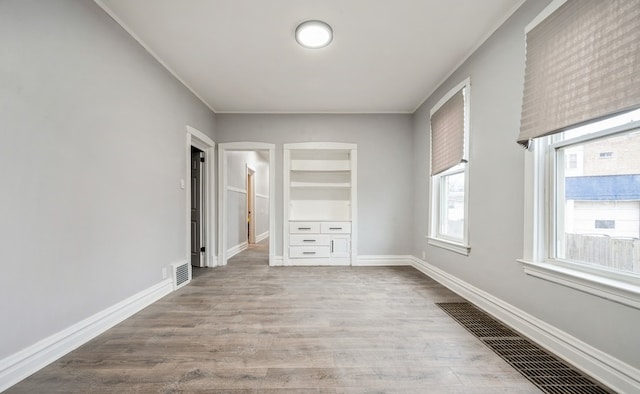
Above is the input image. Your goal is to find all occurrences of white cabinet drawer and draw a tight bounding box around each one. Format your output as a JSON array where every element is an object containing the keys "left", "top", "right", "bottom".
[
  {"left": 289, "top": 246, "right": 330, "bottom": 258},
  {"left": 320, "top": 222, "right": 351, "bottom": 233},
  {"left": 289, "top": 222, "right": 321, "bottom": 233},
  {"left": 290, "top": 234, "right": 330, "bottom": 246}
]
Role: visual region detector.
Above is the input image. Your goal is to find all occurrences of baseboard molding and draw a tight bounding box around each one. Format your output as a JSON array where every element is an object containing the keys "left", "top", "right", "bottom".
[
  {"left": 282, "top": 258, "right": 351, "bottom": 266},
  {"left": 271, "top": 255, "right": 412, "bottom": 267},
  {"left": 256, "top": 231, "right": 269, "bottom": 243},
  {"left": 409, "top": 256, "right": 640, "bottom": 394},
  {"left": 0, "top": 279, "right": 173, "bottom": 392},
  {"left": 226, "top": 241, "right": 248, "bottom": 259},
  {"left": 270, "top": 255, "right": 283, "bottom": 266},
  {"left": 354, "top": 255, "right": 413, "bottom": 266}
]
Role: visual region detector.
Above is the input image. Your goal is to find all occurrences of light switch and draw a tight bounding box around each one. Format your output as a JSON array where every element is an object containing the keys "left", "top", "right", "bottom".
[{"left": 180, "top": 179, "right": 185, "bottom": 189}]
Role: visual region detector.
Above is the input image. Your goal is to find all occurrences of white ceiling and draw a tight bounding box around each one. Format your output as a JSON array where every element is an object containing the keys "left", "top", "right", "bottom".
[{"left": 97, "top": 0, "right": 523, "bottom": 114}]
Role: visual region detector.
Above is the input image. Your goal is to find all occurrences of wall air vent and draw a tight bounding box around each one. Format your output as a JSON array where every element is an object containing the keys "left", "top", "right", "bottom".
[{"left": 171, "top": 261, "right": 191, "bottom": 290}]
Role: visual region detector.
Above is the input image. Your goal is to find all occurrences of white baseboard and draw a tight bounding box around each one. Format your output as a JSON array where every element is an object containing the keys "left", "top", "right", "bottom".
[
  {"left": 0, "top": 279, "right": 173, "bottom": 392},
  {"left": 409, "top": 256, "right": 640, "bottom": 394},
  {"left": 354, "top": 255, "right": 413, "bottom": 266},
  {"left": 270, "top": 255, "right": 283, "bottom": 266},
  {"left": 256, "top": 231, "right": 269, "bottom": 243},
  {"left": 283, "top": 258, "right": 351, "bottom": 266},
  {"left": 226, "top": 241, "right": 248, "bottom": 259}
]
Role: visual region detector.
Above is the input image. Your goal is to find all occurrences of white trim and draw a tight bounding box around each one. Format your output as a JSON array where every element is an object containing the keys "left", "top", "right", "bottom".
[
  {"left": 186, "top": 126, "right": 216, "bottom": 268},
  {"left": 426, "top": 236, "right": 471, "bottom": 256},
  {"left": 93, "top": 1, "right": 216, "bottom": 113},
  {"left": 256, "top": 193, "right": 269, "bottom": 199},
  {"left": 0, "top": 279, "right": 173, "bottom": 392},
  {"left": 218, "top": 142, "right": 276, "bottom": 266},
  {"left": 216, "top": 110, "right": 413, "bottom": 115},
  {"left": 353, "top": 255, "right": 412, "bottom": 266},
  {"left": 283, "top": 258, "right": 351, "bottom": 266},
  {"left": 284, "top": 142, "right": 357, "bottom": 150},
  {"left": 226, "top": 241, "right": 248, "bottom": 259},
  {"left": 413, "top": 0, "right": 526, "bottom": 112},
  {"left": 429, "top": 78, "right": 470, "bottom": 117},
  {"left": 525, "top": 0, "right": 567, "bottom": 33},
  {"left": 271, "top": 256, "right": 284, "bottom": 267},
  {"left": 409, "top": 256, "right": 640, "bottom": 394},
  {"left": 256, "top": 231, "right": 269, "bottom": 243},
  {"left": 227, "top": 186, "right": 247, "bottom": 194},
  {"left": 520, "top": 260, "right": 640, "bottom": 310},
  {"left": 186, "top": 125, "right": 214, "bottom": 147}
]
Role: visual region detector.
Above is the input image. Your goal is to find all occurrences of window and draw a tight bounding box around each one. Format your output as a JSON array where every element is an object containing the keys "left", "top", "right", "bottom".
[
  {"left": 524, "top": 110, "right": 640, "bottom": 307},
  {"left": 552, "top": 114, "right": 640, "bottom": 273},
  {"left": 594, "top": 220, "right": 615, "bottom": 230},
  {"left": 428, "top": 79, "right": 470, "bottom": 255},
  {"left": 519, "top": 0, "right": 640, "bottom": 309},
  {"left": 598, "top": 152, "right": 613, "bottom": 159},
  {"left": 567, "top": 153, "right": 577, "bottom": 169}
]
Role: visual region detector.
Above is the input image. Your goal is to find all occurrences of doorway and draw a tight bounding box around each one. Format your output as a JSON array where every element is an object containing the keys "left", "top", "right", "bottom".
[
  {"left": 247, "top": 167, "right": 256, "bottom": 245},
  {"left": 186, "top": 126, "right": 215, "bottom": 268},
  {"left": 191, "top": 146, "right": 204, "bottom": 266},
  {"left": 218, "top": 142, "right": 275, "bottom": 266}
]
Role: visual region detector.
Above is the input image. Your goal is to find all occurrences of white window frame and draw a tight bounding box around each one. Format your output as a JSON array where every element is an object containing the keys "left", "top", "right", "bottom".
[
  {"left": 520, "top": 117, "right": 640, "bottom": 310},
  {"left": 427, "top": 78, "right": 471, "bottom": 256}
]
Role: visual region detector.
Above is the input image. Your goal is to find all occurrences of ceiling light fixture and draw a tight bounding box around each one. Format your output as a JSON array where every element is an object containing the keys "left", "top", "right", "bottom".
[{"left": 295, "top": 20, "right": 333, "bottom": 49}]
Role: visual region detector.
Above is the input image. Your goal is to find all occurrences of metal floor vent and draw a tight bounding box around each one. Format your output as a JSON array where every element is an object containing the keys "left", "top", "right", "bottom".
[
  {"left": 171, "top": 261, "right": 192, "bottom": 290},
  {"left": 436, "top": 302, "right": 613, "bottom": 394}
]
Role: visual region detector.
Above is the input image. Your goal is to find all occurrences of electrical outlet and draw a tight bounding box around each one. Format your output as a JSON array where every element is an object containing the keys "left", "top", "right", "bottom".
[
  {"left": 162, "top": 267, "right": 168, "bottom": 279},
  {"left": 422, "top": 251, "right": 426, "bottom": 260}
]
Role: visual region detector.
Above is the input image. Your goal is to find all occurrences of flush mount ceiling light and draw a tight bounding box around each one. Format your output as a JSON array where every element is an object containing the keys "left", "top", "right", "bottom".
[{"left": 295, "top": 20, "right": 333, "bottom": 49}]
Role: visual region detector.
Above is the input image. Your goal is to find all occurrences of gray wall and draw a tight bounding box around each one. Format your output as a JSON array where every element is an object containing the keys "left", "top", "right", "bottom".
[
  {"left": 0, "top": 0, "right": 216, "bottom": 359},
  {"left": 412, "top": 0, "right": 640, "bottom": 368},
  {"left": 215, "top": 114, "right": 414, "bottom": 257}
]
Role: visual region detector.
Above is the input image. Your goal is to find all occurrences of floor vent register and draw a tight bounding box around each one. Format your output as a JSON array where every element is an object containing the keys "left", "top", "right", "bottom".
[{"left": 436, "top": 302, "right": 614, "bottom": 394}]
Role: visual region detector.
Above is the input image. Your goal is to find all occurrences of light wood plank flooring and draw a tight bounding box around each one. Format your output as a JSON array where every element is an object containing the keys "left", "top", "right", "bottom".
[{"left": 8, "top": 242, "right": 540, "bottom": 393}]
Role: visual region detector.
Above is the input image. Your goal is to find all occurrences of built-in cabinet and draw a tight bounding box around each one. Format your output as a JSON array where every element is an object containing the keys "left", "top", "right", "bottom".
[{"left": 283, "top": 142, "right": 357, "bottom": 265}]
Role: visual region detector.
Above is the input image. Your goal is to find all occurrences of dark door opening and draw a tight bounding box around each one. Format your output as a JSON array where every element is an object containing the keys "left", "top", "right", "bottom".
[{"left": 191, "top": 146, "right": 204, "bottom": 266}]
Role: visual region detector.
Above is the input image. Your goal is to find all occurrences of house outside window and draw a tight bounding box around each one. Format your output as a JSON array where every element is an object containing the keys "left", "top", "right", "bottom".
[{"left": 551, "top": 112, "right": 640, "bottom": 274}]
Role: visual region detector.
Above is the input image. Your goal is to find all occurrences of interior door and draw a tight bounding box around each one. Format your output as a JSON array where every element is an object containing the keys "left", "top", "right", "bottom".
[
  {"left": 191, "top": 146, "right": 203, "bottom": 266},
  {"left": 247, "top": 168, "right": 256, "bottom": 244}
]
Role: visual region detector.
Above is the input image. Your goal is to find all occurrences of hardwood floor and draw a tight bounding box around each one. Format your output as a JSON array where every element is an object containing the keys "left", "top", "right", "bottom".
[{"left": 8, "top": 241, "right": 540, "bottom": 393}]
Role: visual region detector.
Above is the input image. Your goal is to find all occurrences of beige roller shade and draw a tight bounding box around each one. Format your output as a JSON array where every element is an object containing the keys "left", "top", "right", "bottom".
[
  {"left": 430, "top": 89, "right": 466, "bottom": 176},
  {"left": 518, "top": 0, "right": 640, "bottom": 148}
]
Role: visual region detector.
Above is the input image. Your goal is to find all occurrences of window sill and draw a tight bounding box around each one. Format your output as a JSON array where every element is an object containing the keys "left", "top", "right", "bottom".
[
  {"left": 427, "top": 236, "right": 470, "bottom": 256},
  {"left": 519, "top": 259, "right": 640, "bottom": 310}
]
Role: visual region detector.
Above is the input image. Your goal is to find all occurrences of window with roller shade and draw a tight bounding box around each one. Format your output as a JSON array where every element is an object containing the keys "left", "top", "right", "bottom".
[
  {"left": 428, "top": 78, "right": 470, "bottom": 255},
  {"left": 520, "top": 0, "right": 640, "bottom": 307}
]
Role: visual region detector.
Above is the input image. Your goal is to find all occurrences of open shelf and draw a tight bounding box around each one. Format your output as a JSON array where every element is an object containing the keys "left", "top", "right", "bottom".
[
  {"left": 290, "top": 160, "right": 350, "bottom": 172},
  {"left": 284, "top": 142, "right": 357, "bottom": 266},
  {"left": 290, "top": 182, "right": 351, "bottom": 189}
]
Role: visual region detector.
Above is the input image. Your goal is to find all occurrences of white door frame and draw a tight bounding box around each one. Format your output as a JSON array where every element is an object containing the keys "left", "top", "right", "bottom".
[
  {"left": 186, "top": 125, "right": 216, "bottom": 267},
  {"left": 218, "top": 142, "right": 275, "bottom": 266}
]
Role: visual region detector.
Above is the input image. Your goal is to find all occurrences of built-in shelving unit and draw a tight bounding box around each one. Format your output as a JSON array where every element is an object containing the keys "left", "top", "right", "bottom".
[{"left": 283, "top": 142, "right": 357, "bottom": 265}]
